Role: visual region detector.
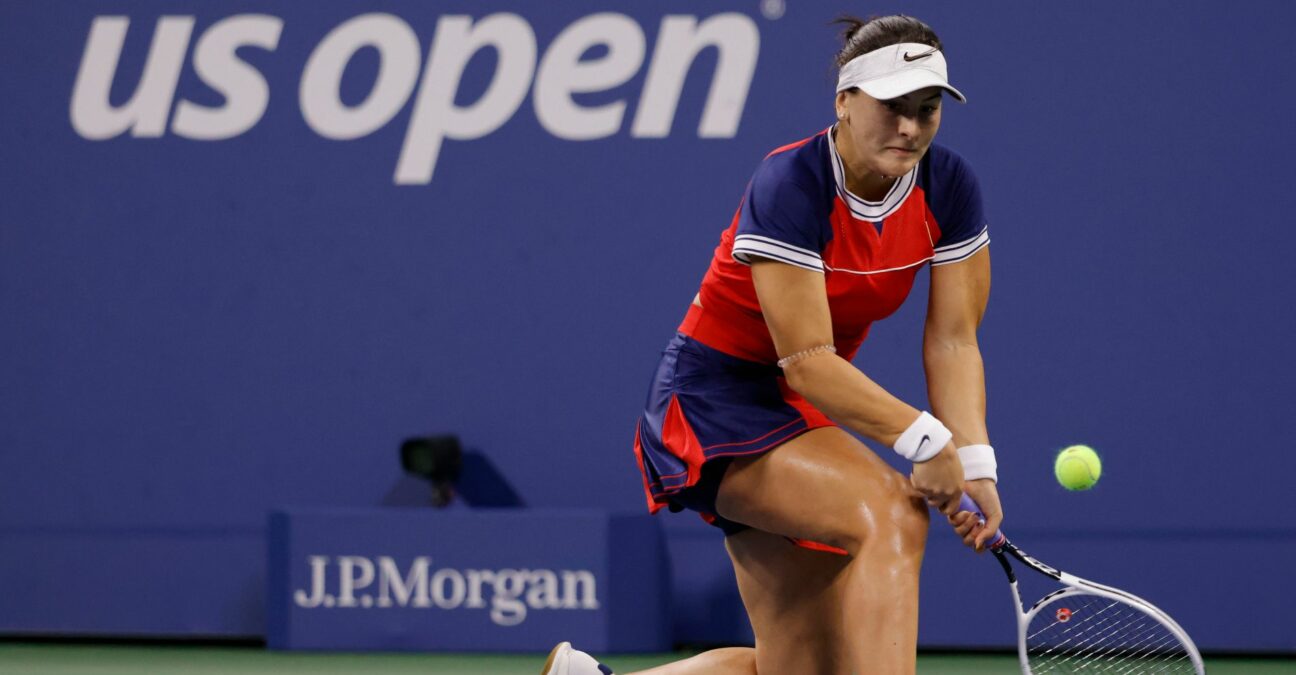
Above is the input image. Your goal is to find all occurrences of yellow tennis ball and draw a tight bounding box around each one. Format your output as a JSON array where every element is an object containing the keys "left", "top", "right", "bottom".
[{"left": 1054, "top": 445, "right": 1102, "bottom": 491}]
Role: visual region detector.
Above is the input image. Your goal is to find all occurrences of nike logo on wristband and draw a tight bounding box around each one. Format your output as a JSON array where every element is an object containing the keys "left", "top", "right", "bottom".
[
  {"left": 915, "top": 434, "right": 931, "bottom": 458},
  {"left": 903, "top": 47, "right": 939, "bottom": 62}
]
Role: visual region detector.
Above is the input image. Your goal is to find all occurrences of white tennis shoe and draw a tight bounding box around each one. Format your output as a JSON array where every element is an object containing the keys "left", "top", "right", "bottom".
[{"left": 540, "top": 641, "right": 614, "bottom": 675}]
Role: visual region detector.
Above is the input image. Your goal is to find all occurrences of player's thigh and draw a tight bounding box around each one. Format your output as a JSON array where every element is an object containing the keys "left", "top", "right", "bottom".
[
  {"left": 725, "top": 528, "right": 850, "bottom": 673},
  {"left": 715, "top": 426, "right": 928, "bottom": 555}
]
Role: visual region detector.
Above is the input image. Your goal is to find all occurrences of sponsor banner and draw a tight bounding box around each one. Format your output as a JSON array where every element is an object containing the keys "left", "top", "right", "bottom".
[{"left": 267, "top": 508, "right": 669, "bottom": 652}]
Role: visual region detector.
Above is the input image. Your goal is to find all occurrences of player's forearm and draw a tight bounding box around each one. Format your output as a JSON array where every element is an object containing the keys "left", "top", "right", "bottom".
[
  {"left": 923, "top": 339, "right": 989, "bottom": 447},
  {"left": 783, "top": 354, "right": 923, "bottom": 447}
]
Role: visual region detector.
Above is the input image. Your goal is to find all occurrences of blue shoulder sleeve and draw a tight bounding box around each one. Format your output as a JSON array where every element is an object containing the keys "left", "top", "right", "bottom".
[
  {"left": 926, "top": 147, "right": 990, "bottom": 266},
  {"left": 732, "top": 158, "right": 832, "bottom": 273}
]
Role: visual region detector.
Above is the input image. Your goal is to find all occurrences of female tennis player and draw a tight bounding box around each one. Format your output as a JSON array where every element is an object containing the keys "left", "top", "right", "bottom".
[{"left": 545, "top": 14, "right": 1004, "bottom": 675}]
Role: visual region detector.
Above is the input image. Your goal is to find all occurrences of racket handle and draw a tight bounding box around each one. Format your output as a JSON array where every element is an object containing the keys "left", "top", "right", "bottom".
[{"left": 958, "top": 493, "right": 1008, "bottom": 550}]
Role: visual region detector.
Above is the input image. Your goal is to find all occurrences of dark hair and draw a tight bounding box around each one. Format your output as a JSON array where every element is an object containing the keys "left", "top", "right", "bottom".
[{"left": 833, "top": 15, "right": 942, "bottom": 67}]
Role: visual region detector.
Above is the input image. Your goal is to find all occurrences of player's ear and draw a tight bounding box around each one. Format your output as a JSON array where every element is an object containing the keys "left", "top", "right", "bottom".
[{"left": 835, "top": 90, "right": 852, "bottom": 121}]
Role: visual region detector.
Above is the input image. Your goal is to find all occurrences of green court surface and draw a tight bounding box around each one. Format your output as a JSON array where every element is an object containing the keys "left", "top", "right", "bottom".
[{"left": 1, "top": 644, "right": 1293, "bottom": 674}]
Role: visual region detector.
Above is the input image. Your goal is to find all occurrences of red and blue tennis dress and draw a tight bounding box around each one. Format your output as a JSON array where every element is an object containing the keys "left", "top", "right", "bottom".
[{"left": 633, "top": 127, "right": 988, "bottom": 529}]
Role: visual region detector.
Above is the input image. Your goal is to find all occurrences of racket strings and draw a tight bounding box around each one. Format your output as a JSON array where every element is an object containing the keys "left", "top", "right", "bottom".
[
  {"left": 1025, "top": 593, "right": 1195, "bottom": 673},
  {"left": 1055, "top": 618, "right": 1185, "bottom": 674},
  {"left": 1038, "top": 611, "right": 1188, "bottom": 673}
]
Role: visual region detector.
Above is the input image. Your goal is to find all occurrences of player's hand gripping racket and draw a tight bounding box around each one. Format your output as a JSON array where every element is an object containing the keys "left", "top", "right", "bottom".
[{"left": 958, "top": 494, "right": 1206, "bottom": 674}]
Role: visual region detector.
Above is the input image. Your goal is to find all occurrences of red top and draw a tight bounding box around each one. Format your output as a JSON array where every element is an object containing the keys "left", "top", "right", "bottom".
[{"left": 680, "top": 128, "right": 990, "bottom": 363}]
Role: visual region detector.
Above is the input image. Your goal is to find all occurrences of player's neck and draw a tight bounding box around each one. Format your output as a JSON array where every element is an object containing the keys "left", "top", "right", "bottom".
[
  {"left": 847, "top": 171, "right": 898, "bottom": 203},
  {"left": 834, "top": 129, "right": 897, "bottom": 202}
]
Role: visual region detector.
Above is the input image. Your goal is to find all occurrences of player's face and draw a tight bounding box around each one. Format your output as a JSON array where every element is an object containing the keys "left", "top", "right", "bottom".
[{"left": 837, "top": 87, "right": 943, "bottom": 178}]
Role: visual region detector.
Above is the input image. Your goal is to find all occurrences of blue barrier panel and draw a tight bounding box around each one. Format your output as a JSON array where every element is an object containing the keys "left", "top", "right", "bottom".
[
  {"left": 0, "top": 529, "right": 265, "bottom": 637},
  {"left": 267, "top": 509, "right": 670, "bottom": 652}
]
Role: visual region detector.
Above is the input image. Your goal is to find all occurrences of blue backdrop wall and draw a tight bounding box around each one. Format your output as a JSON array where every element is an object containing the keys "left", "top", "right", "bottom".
[{"left": 2, "top": 0, "right": 1294, "bottom": 652}]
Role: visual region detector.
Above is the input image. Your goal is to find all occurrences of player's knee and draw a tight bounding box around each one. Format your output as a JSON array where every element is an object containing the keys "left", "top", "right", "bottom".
[
  {"left": 839, "top": 486, "right": 928, "bottom": 558},
  {"left": 875, "top": 489, "right": 929, "bottom": 559},
  {"left": 893, "top": 492, "right": 930, "bottom": 553}
]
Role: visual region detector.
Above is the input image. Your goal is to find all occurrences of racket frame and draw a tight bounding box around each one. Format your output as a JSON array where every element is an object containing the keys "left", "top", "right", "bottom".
[{"left": 991, "top": 540, "right": 1207, "bottom": 675}]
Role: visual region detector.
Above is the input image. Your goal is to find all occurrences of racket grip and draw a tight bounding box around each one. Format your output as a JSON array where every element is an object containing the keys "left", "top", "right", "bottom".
[{"left": 958, "top": 494, "right": 1008, "bottom": 550}]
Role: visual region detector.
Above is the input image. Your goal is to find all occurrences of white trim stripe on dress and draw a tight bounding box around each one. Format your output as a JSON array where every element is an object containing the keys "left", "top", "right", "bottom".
[
  {"left": 825, "top": 256, "right": 934, "bottom": 276},
  {"left": 733, "top": 234, "right": 824, "bottom": 272},
  {"left": 932, "top": 228, "right": 990, "bottom": 265}
]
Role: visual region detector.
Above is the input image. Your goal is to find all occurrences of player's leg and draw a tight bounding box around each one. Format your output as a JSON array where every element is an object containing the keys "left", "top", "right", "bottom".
[
  {"left": 727, "top": 527, "right": 853, "bottom": 673},
  {"left": 625, "top": 426, "right": 925, "bottom": 674},
  {"left": 548, "top": 429, "right": 924, "bottom": 673},
  {"left": 547, "top": 530, "right": 852, "bottom": 675},
  {"left": 715, "top": 426, "right": 930, "bottom": 674},
  {"left": 623, "top": 527, "right": 849, "bottom": 675}
]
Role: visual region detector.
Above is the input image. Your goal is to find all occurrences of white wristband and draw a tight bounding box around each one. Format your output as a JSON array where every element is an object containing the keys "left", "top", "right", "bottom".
[
  {"left": 958, "top": 444, "right": 998, "bottom": 483},
  {"left": 893, "top": 412, "right": 952, "bottom": 463}
]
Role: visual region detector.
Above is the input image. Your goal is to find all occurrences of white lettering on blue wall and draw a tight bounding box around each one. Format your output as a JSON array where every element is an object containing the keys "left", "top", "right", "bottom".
[
  {"left": 292, "top": 555, "right": 600, "bottom": 627},
  {"left": 69, "top": 11, "right": 761, "bottom": 184}
]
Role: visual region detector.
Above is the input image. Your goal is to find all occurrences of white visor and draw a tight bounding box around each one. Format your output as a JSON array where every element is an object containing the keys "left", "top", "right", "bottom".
[{"left": 836, "top": 42, "right": 966, "bottom": 103}]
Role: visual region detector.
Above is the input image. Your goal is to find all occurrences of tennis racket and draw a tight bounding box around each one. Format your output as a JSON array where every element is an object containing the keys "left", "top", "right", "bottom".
[{"left": 959, "top": 494, "right": 1206, "bottom": 674}]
